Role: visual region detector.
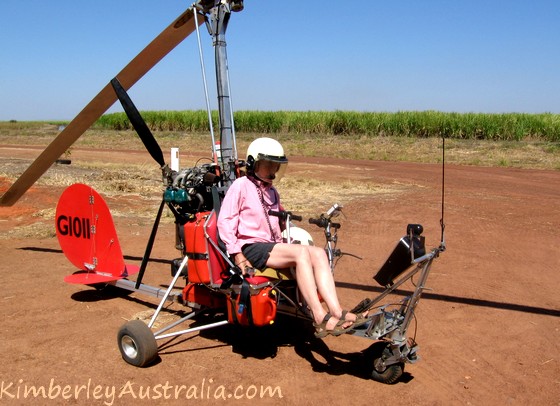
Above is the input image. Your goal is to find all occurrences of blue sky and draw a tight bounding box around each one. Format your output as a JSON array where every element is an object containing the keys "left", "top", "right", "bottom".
[{"left": 1, "top": 0, "right": 559, "bottom": 121}]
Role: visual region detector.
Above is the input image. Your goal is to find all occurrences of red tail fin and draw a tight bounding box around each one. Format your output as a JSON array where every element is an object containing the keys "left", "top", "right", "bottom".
[{"left": 56, "top": 184, "right": 139, "bottom": 284}]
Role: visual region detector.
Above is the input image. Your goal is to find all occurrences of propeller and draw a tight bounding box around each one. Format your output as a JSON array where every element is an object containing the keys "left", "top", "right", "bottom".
[
  {"left": 109, "top": 76, "right": 172, "bottom": 288},
  {"left": 0, "top": 7, "right": 204, "bottom": 206},
  {"left": 109, "top": 76, "right": 173, "bottom": 288},
  {"left": 110, "top": 77, "right": 166, "bottom": 169},
  {"left": 111, "top": 75, "right": 183, "bottom": 288}
]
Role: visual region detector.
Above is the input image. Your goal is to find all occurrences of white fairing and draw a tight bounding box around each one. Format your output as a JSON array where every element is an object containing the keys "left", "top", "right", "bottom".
[{"left": 282, "top": 226, "right": 314, "bottom": 246}]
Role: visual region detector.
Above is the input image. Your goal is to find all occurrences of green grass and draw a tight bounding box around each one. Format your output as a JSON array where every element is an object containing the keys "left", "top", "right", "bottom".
[
  {"left": 6, "top": 110, "right": 559, "bottom": 141},
  {"left": 93, "top": 110, "right": 560, "bottom": 141},
  {"left": 2, "top": 114, "right": 560, "bottom": 170}
]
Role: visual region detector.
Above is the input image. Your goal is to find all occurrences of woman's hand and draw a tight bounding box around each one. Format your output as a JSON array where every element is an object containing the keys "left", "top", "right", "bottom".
[{"left": 234, "top": 253, "right": 254, "bottom": 275}]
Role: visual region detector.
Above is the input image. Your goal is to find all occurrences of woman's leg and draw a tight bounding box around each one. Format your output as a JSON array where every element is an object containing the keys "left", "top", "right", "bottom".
[
  {"left": 306, "top": 246, "right": 361, "bottom": 322},
  {"left": 307, "top": 246, "right": 346, "bottom": 320},
  {"left": 267, "top": 244, "right": 326, "bottom": 324},
  {"left": 267, "top": 244, "right": 356, "bottom": 326}
]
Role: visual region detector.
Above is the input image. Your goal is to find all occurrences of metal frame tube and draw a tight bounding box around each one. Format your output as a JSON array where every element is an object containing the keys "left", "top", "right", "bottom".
[
  {"left": 194, "top": 10, "right": 218, "bottom": 162},
  {"left": 113, "top": 278, "right": 182, "bottom": 301},
  {"left": 209, "top": 4, "right": 236, "bottom": 180},
  {"left": 400, "top": 257, "right": 435, "bottom": 332},
  {"left": 155, "top": 320, "right": 229, "bottom": 340},
  {"left": 153, "top": 310, "right": 198, "bottom": 336},
  {"left": 148, "top": 255, "right": 189, "bottom": 328}
]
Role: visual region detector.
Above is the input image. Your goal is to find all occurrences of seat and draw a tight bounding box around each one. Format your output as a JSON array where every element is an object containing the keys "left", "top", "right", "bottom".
[
  {"left": 184, "top": 209, "right": 294, "bottom": 286},
  {"left": 182, "top": 209, "right": 296, "bottom": 326}
]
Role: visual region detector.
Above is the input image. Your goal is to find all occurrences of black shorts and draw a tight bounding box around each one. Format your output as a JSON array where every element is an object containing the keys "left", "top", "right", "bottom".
[{"left": 242, "top": 243, "right": 276, "bottom": 270}]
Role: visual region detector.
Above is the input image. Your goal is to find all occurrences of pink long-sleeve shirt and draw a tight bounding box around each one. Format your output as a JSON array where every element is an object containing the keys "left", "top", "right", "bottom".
[{"left": 217, "top": 176, "right": 283, "bottom": 255}]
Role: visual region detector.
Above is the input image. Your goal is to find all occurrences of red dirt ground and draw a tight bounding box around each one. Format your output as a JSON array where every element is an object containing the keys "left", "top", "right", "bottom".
[{"left": 0, "top": 146, "right": 559, "bottom": 405}]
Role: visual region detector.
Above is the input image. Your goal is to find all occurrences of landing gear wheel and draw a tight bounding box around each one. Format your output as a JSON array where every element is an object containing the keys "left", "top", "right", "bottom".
[
  {"left": 371, "top": 361, "right": 404, "bottom": 384},
  {"left": 117, "top": 320, "right": 158, "bottom": 367},
  {"left": 368, "top": 344, "right": 404, "bottom": 384}
]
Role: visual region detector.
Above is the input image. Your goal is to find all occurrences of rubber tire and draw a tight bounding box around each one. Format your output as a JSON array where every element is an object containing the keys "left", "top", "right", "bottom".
[
  {"left": 368, "top": 344, "right": 404, "bottom": 384},
  {"left": 117, "top": 320, "right": 158, "bottom": 367},
  {"left": 371, "top": 362, "right": 404, "bottom": 384}
]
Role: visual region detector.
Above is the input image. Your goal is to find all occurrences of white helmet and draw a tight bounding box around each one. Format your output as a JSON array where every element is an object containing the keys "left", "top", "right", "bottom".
[
  {"left": 246, "top": 137, "right": 288, "bottom": 181},
  {"left": 282, "top": 226, "right": 314, "bottom": 246}
]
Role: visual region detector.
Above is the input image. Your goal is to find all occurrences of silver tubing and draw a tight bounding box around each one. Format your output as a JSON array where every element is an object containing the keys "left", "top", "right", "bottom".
[
  {"left": 203, "top": 210, "right": 236, "bottom": 270},
  {"left": 153, "top": 310, "right": 198, "bottom": 337},
  {"left": 210, "top": 4, "right": 235, "bottom": 177},
  {"left": 194, "top": 9, "right": 217, "bottom": 155},
  {"left": 148, "top": 255, "right": 189, "bottom": 328},
  {"left": 411, "top": 249, "right": 437, "bottom": 265},
  {"left": 225, "top": 65, "right": 237, "bottom": 160},
  {"left": 113, "top": 279, "right": 181, "bottom": 301},
  {"left": 326, "top": 222, "right": 335, "bottom": 272},
  {"left": 155, "top": 320, "right": 229, "bottom": 340},
  {"left": 400, "top": 258, "right": 434, "bottom": 332},
  {"left": 284, "top": 214, "right": 291, "bottom": 245},
  {"left": 368, "top": 265, "right": 423, "bottom": 308}
]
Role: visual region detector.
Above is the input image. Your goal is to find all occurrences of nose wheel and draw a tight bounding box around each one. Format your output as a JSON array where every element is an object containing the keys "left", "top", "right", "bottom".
[{"left": 367, "top": 343, "right": 404, "bottom": 384}]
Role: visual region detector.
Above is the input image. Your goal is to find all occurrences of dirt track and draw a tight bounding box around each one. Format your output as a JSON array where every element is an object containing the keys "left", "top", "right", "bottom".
[{"left": 1, "top": 145, "right": 559, "bottom": 405}]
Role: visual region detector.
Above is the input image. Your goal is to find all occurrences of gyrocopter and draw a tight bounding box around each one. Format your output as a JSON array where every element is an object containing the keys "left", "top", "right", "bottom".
[{"left": 1, "top": 0, "right": 446, "bottom": 384}]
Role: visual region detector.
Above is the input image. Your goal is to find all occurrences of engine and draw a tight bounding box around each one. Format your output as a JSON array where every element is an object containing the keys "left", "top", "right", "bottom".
[{"left": 163, "top": 163, "right": 222, "bottom": 218}]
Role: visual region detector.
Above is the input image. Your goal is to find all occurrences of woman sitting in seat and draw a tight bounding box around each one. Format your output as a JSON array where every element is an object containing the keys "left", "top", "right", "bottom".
[{"left": 217, "top": 137, "right": 367, "bottom": 337}]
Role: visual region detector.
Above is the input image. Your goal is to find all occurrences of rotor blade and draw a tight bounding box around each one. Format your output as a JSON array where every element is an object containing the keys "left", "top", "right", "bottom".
[
  {"left": 110, "top": 77, "right": 165, "bottom": 168},
  {"left": 0, "top": 8, "right": 204, "bottom": 207}
]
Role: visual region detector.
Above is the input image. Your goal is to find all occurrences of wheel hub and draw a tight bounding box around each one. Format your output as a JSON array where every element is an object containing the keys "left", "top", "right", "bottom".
[
  {"left": 121, "top": 335, "right": 139, "bottom": 359},
  {"left": 373, "top": 357, "right": 386, "bottom": 372}
]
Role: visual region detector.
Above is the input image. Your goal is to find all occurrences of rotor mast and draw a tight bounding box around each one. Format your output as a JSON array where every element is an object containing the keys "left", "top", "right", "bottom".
[{"left": 198, "top": 0, "right": 243, "bottom": 182}]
